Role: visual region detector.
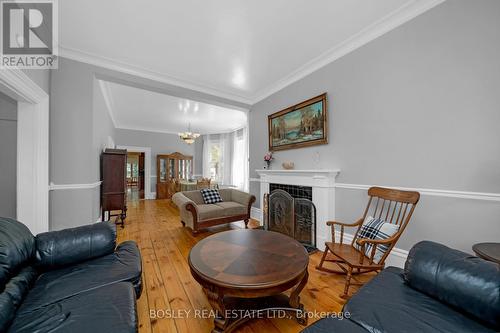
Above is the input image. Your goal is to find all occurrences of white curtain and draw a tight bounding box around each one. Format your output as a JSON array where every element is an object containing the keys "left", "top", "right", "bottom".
[
  {"left": 231, "top": 127, "right": 249, "bottom": 191},
  {"left": 219, "top": 132, "right": 233, "bottom": 186},
  {"left": 202, "top": 127, "right": 249, "bottom": 190},
  {"left": 202, "top": 135, "right": 210, "bottom": 179}
]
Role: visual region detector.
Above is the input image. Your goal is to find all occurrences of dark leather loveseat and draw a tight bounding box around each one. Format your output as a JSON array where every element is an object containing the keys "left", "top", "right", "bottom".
[
  {"left": 302, "top": 241, "right": 500, "bottom": 333},
  {"left": 0, "top": 218, "right": 142, "bottom": 333}
]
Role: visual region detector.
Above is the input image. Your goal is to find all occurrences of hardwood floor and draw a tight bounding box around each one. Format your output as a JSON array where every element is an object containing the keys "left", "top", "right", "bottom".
[{"left": 117, "top": 199, "right": 374, "bottom": 333}]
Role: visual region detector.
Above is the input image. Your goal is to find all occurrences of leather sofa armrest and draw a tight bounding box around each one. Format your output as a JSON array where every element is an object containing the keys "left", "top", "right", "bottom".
[{"left": 35, "top": 222, "right": 117, "bottom": 270}]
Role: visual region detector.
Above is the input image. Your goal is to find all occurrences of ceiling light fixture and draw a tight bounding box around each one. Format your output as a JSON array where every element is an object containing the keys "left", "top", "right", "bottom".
[
  {"left": 232, "top": 67, "right": 246, "bottom": 87},
  {"left": 178, "top": 123, "right": 200, "bottom": 145}
]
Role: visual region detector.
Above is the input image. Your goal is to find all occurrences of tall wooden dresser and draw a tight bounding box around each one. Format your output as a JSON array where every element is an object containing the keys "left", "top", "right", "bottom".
[{"left": 101, "top": 148, "right": 127, "bottom": 227}]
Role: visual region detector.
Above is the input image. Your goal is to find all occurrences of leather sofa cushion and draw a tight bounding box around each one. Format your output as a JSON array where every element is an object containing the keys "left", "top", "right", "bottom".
[
  {"left": 197, "top": 204, "right": 226, "bottom": 220},
  {"left": 300, "top": 316, "right": 368, "bottom": 333},
  {"left": 8, "top": 282, "right": 137, "bottom": 333},
  {"left": 404, "top": 241, "right": 500, "bottom": 329},
  {"left": 35, "top": 222, "right": 116, "bottom": 270},
  {"left": 0, "top": 218, "right": 35, "bottom": 288},
  {"left": 20, "top": 241, "right": 142, "bottom": 312},
  {"left": 344, "top": 267, "right": 495, "bottom": 333},
  {"left": 215, "top": 201, "right": 247, "bottom": 216},
  {"left": 0, "top": 266, "right": 38, "bottom": 331}
]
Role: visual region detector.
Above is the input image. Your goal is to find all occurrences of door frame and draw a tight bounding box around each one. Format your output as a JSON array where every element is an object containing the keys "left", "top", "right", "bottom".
[
  {"left": 117, "top": 145, "right": 153, "bottom": 199},
  {"left": 0, "top": 69, "right": 49, "bottom": 234}
]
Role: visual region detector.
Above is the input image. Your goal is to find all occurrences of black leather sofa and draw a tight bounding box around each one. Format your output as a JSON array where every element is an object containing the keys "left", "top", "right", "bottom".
[
  {"left": 302, "top": 241, "right": 500, "bottom": 333},
  {"left": 0, "top": 217, "right": 142, "bottom": 333}
]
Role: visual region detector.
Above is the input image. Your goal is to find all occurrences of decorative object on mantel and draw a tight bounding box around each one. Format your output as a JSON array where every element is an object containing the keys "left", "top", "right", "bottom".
[
  {"left": 268, "top": 93, "right": 328, "bottom": 151},
  {"left": 263, "top": 151, "right": 274, "bottom": 169},
  {"left": 282, "top": 161, "right": 295, "bottom": 170},
  {"left": 178, "top": 123, "right": 200, "bottom": 144}
]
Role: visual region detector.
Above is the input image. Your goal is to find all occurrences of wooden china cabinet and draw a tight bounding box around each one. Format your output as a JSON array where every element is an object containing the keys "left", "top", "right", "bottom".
[
  {"left": 101, "top": 149, "right": 127, "bottom": 227},
  {"left": 156, "top": 152, "right": 193, "bottom": 199}
]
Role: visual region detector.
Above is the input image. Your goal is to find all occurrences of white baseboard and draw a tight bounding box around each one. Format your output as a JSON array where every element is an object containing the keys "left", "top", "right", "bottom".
[
  {"left": 146, "top": 192, "right": 157, "bottom": 200},
  {"left": 249, "top": 206, "right": 408, "bottom": 268}
]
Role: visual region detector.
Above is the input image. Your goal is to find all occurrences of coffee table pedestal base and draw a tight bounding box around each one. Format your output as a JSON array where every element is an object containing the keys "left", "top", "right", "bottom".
[{"left": 205, "top": 293, "right": 307, "bottom": 333}]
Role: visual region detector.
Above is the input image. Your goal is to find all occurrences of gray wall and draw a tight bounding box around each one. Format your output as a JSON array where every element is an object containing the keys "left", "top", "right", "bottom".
[
  {"left": 49, "top": 58, "right": 99, "bottom": 229},
  {"left": 22, "top": 69, "right": 51, "bottom": 94},
  {"left": 115, "top": 128, "right": 195, "bottom": 191},
  {"left": 249, "top": 0, "right": 500, "bottom": 253},
  {"left": 49, "top": 57, "right": 236, "bottom": 229},
  {"left": 0, "top": 92, "right": 17, "bottom": 218}
]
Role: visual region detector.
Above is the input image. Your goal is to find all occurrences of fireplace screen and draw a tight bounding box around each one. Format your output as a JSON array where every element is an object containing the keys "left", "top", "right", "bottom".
[{"left": 264, "top": 187, "right": 317, "bottom": 252}]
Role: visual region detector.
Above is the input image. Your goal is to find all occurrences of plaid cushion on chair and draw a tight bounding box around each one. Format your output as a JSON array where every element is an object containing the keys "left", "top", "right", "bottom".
[
  {"left": 200, "top": 188, "right": 223, "bottom": 204},
  {"left": 354, "top": 216, "right": 399, "bottom": 263}
]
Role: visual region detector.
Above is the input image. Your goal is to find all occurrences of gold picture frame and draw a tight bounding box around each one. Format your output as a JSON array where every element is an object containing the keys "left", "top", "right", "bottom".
[{"left": 268, "top": 93, "right": 328, "bottom": 151}]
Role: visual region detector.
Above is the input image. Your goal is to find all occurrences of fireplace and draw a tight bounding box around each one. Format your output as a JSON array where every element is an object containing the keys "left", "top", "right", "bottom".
[
  {"left": 255, "top": 169, "right": 340, "bottom": 252},
  {"left": 264, "top": 184, "right": 317, "bottom": 252}
]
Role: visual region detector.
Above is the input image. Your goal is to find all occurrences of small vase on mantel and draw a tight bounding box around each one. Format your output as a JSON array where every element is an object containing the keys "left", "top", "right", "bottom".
[{"left": 263, "top": 152, "right": 273, "bottom": 170}]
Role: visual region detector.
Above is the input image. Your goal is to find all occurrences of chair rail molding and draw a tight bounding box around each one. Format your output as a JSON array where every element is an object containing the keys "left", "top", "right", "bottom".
[
  {"left": 0, "top": 68, "right": 49, "bottom": 235},
  {"left": 49, "top": 181, "right": 102, "bottom": 190},
  {"left": 335, "top": 183, "right": 500, "bottom": 202}
]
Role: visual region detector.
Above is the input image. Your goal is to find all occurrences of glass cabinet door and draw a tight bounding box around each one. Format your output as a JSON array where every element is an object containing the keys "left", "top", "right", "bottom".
[
  {"left": 178, "top": 159, "right": 185, "bottom": 179},
  {"left": 159, "top": 158, "right": 167, "bottom": 182},
  {"left": 168, "top": 158, "right": 175, "bottom": 179},
  {"left": 186, "top": 160, "right": 192, "bottom": 179}
]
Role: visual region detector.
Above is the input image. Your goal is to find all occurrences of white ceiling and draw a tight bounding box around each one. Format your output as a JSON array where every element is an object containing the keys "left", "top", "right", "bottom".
[
  {"left": 99, "top": 80, "right": 247, "bottom": 134},
  {"left": 60, "top": 0, "right": 444, "bottom": 104}
]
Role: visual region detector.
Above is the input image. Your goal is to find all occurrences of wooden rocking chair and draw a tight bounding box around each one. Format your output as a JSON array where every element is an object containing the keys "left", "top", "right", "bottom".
[{"left": 316, "top": 187, "right": 420, "bottom": 298}]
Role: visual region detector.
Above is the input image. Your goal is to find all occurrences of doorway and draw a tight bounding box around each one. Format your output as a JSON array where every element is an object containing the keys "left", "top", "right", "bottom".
[
  {"left": 126, "top": 152, "right": 145, "bottom": 201},
  {"left": 0, "top": 69, "right": 49, "bottom": 234},
  {"left": 117, "top": 145, "right": 152, "bottom": 200}
]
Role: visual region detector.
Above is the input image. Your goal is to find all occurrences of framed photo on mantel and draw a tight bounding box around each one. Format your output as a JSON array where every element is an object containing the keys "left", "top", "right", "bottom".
[{"left": 268, "top": 93, "right": 328, "bottom": 151}]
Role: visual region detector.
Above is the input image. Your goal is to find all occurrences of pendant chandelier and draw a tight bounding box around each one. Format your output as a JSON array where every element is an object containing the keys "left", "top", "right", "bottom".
[{"left": 178, "top": 123, "right": 200, "bottom": 145}]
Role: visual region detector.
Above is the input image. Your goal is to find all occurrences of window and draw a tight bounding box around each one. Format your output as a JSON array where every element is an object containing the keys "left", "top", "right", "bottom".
[
  {"left": 203, "top": 128, "right": 248, "bottom": 190},
  {"left": 209, "top": 143, "right": 221, "bottom": 181},
  {"left": 232, "top": 131, "right": 246, "bottom": 190}
]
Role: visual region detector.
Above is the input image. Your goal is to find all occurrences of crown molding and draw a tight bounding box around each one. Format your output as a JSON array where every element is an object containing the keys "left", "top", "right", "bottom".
[
  {"left": 0, "top": 68, "right": 48, "bottom": 103},
  {"left": 250, "top": 0, "right": 446, "bottom": 103},
  {"left": 114, "top": 124, "right": 242, "bottom": 136},
  {"left": 59, "top": 46, "right": 253, "bottom": 105},
  {"left": 60, "top": 0, "right": 445, "bottom": 105}
]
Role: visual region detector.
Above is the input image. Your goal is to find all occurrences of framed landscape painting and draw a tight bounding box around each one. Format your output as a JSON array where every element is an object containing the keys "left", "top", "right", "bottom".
[{"left": 268, "top": 93, "right": 328, "bottom": 151}]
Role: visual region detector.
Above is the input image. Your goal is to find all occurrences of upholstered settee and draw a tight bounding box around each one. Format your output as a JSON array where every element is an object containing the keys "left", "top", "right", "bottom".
[
  {"left": 172, "top": 189, "right": 256, "bottom": 234},
  {"left": 0, "top": 218, "right": 142, "bottom": 333},
  {"left": 301, "top": 241, "right": 500, "bottom": 333}
]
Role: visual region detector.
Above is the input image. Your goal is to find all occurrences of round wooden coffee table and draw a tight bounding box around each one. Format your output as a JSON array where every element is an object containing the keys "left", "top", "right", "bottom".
[{"left": 188, "top": 229, "right": 309, "bottom": 333}]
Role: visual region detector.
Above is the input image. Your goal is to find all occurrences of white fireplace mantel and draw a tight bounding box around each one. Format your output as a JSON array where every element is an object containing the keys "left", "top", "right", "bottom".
[{"left": 256, "top": 169, "right": 340, "bottom": 250}]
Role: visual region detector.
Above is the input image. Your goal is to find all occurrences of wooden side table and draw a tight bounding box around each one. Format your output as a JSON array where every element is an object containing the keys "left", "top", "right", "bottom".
[{"left": 472, "top": 243, "right": 500, "bottom": 264}]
